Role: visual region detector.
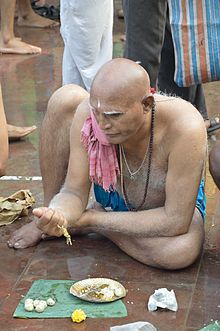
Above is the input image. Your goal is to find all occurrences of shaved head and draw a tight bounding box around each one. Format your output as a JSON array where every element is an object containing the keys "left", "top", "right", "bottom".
[{"left": 90, "top": 58, "right": 151, "bottom": 107}]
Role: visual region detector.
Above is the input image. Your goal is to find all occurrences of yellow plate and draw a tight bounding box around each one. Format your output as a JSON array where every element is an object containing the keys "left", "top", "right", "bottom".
[{"left": 69, "top": 278, "right": 127, "bottom": 303}]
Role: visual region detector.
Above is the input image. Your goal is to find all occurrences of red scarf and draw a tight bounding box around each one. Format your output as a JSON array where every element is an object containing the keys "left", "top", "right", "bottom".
[{"left": 81, "top": 110, "right": 120, "bottom": 191}]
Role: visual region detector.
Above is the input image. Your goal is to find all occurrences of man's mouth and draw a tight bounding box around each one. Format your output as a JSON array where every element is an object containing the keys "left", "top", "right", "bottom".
[{"left": 105, "top": 133, "right": 120, "bottom": 137}]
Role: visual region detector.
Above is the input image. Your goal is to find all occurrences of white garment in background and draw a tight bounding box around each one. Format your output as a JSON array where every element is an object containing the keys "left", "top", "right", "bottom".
[{"left": 60, "top": 0, "right": 113, "bottom": 91}]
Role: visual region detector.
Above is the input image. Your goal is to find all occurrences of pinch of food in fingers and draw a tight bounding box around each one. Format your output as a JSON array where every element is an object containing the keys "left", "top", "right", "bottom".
[
  {"left": 57, "top": 224, "right": 65, "bottom": 233},
  {"left": 56, "top": 224, "right": 67, "bottom": 238},
  {"left": 57, "top": 224, "right": 73, "bottom": 245}
]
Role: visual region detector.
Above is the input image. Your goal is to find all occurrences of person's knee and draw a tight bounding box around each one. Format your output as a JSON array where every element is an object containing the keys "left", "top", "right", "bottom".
[
  {"left": 209, "top": 141, "right": 220, "bottom": 189},
  {"left": 150, "top": 226, "right": 204, "bottom": 270},
  {"left": 170, "top": 243, "right": 202, "bottom": 270},
  {"left": 47, "top": 84, "right": 88, "bottom": 118},
  {"left": 134, "top": 243, "right": 200, "bottom": 270},
  {"left": 152, "top": 244, "right": 202, "bottom": 270}
]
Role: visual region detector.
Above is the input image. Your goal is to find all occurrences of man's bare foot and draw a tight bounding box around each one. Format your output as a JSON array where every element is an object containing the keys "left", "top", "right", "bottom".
[
  {"left": 17, "top": 11, "right": 59, "bottom": 28},
  {"left": 7, "top": 222, "right": 43, "bottom": 249},
  {"left": 7, "top": 124, "right": 37, "bottom": 141},
  {"left": 0, "top": 37, "right": 41, "bottom": 55}
]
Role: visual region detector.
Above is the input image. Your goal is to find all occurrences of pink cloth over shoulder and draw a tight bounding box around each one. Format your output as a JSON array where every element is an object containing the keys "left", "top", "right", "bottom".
[{"left": 80, "top": 110, "right": 120, "bottom": 191}]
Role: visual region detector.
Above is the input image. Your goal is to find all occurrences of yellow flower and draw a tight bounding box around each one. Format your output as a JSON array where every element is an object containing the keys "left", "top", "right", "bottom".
[{"left": 71, "top": 309, "right": 87, "bottom": 323}]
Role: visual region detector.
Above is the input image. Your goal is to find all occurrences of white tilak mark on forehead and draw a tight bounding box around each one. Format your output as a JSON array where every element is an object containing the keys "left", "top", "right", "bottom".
[
  {"left": 89, "top": 99, "right": 124, "bottom": 116},
  {"left": 97, "top": 98, "right": 101, "bottom": 109},
  {"left": 103, "top": 110, "right": 124, "bottom": 116}
]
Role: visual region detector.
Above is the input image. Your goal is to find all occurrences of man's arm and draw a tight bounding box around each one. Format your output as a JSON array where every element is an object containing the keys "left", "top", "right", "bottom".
[
  {"left": 35, "top": 103, "right": 91, "bottom": 236},
  {"left": 79, "top": 116, "right": 207, "bottom": 238}
]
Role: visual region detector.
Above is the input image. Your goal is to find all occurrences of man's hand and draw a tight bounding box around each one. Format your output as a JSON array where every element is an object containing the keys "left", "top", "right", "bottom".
[{"left": 33, "top": 207, "right": 68, "bottom": 237}]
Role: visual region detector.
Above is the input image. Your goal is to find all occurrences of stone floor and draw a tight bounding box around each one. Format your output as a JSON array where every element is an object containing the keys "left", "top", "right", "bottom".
[{"left": 0, "top": 2, "right": 219, "bottom": 331}]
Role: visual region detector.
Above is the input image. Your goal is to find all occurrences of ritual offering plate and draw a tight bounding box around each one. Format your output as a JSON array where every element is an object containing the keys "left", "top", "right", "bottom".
[{"left": 69, "top": 278, "right": 127, "bottom": 303}]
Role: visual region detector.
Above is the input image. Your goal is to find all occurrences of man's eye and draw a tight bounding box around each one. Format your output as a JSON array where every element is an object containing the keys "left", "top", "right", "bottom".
[
  {"left": 106, "top": 113, "right": 122, "bottom": 118},
  {"left": 111, "top": 114, "right": 121, "bottom": 117}
]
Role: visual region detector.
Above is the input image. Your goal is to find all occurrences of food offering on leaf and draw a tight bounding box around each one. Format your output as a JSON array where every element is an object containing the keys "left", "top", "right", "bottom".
[
  {"left": 24, "top": 297, "right": 56, "bottom": 313},
  {"left": 69, "top": 278, "right": 127, "bottom": 303}
]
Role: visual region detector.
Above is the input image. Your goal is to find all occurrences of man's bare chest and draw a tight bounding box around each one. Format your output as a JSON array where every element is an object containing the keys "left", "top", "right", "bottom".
[{"left": 116, "top": 156, "right": 168, "bottom": 210}]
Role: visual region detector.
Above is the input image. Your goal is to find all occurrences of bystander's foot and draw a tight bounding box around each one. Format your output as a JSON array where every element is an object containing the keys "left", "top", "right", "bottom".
[
  {"left": 0, "top": 37, "right": 41, "bottom": 54},
  {"left": 17, "top": 11, "right": 59, "bottom": 28},
  {"left": 7, "top": 124, "right": 37, "bottom": 141}
]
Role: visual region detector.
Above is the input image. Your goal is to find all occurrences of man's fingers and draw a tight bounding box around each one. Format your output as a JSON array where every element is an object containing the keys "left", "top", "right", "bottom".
[
  {"left": 36, "top": 208, "right": 66, "bottom": 237},
  {"left": 33, "top": 207, "right": 48, "bottom": 218},
  {"left": 36, "top": 208, "right": 56, "bottom": 228}
]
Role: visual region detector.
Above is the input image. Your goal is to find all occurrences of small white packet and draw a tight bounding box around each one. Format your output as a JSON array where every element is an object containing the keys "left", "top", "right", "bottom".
[
  {"left": 148, "top": 288, "right": 178, "bottom": 312},
  {"left": 110, "top": 321, "right": 157, "bottom": 331}
]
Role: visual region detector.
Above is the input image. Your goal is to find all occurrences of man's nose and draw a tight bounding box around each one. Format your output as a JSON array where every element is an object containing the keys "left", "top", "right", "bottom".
[{"left": 98, "top": 115, "right": 111, "bottom": 130}]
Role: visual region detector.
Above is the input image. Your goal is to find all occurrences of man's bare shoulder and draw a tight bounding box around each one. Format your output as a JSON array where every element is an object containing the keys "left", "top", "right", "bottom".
[{"left": 156, "top": 95, "right": 206, "bottom": 136}]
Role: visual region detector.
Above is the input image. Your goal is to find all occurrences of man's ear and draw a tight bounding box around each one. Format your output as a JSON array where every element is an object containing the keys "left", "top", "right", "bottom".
[{"left": 142, "top": 95, "right": 154, "bottom": 113}]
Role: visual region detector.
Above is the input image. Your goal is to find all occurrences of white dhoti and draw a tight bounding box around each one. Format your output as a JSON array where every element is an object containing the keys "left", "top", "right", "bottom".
[{"left": 60, "top": 0, "right": 113, "bottom": 91}]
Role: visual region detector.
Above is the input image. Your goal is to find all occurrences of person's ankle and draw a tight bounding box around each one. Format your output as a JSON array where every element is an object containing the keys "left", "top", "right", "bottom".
[{"left": 1, "top": 32, "right": 13, "bottom": 45}]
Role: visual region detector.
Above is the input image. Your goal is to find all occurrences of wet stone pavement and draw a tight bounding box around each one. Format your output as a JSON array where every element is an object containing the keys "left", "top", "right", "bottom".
[{"left": 0, "top": 2, "right": 219, "bottom": 331}]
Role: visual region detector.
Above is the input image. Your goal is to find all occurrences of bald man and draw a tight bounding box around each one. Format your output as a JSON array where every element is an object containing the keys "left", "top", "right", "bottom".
[{"left": 8, "top": 59, "right": 207, "bottom": 270}]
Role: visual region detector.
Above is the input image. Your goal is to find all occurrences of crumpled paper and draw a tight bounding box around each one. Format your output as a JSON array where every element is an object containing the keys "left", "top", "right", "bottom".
[
  {"left": 110, "top": 321, "right": 157, "bottom": 331},
  {"left": 0, "top": 190, "right": 35, "bottom": 226},
  {"left": 147, "top": 288, "right": 178, "bottom": 312}
]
